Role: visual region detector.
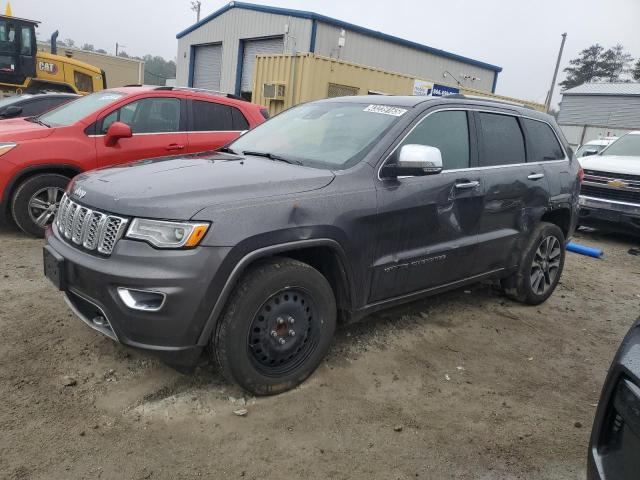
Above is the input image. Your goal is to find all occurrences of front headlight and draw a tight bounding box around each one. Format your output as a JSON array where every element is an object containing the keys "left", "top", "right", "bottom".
[
  {"left": 125, "top": 218, "right": 210, "bottom": 249},
  {"left": 0, "top": 142, "right": 17, "bottom": 156}
]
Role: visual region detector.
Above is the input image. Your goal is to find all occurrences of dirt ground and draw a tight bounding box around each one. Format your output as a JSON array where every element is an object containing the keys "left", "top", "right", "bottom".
[{"left": 1, "top": 224, "right": 639, "bottom": 480}]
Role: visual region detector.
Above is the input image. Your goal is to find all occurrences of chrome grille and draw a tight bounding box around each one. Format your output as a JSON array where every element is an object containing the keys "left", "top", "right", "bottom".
[{"left": 55, "top": 194, "right": 128, "bottom": 255}]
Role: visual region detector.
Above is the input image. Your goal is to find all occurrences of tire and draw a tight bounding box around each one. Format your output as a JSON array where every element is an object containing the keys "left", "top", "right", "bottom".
[
  {"left": 11, "top": 173, "right": 69, "bottom": 237},
  {"left": 213, "top": 257, "right": 337, "bottom": 395},
  {"left": 501, "top": 222, "right": 566, "bottom": 305}
]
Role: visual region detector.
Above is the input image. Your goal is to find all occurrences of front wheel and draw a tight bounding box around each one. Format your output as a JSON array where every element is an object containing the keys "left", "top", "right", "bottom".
[
  {"left": 11, "top": 173, "right": 69, "bottom": 237},
  {"left": 502, "top": 222, "right": 566, "bottom": 305},
  {"left": 212, "top": 258, "right": 337, "bottom": 395}
]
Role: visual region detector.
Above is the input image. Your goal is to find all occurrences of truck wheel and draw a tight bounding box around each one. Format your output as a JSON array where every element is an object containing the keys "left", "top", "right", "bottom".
[
  {"left": 502, "top": 222, "right": 566, "bottom": 305},
  {"left": 213, "top": 257, "right": 337, "bottom": 395},
  {"left": 11, "top": 173, "right": 69, "bottom": 237}
]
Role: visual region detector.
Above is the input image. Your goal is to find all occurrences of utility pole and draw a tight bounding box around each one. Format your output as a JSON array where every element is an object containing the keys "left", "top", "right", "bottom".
[
  {"left": 115, "top": 42, "right": 126, "bottom": 56},
  {"left": 191, "top": 1, "right": 201, "bottom": 22},
  {"left": 545, "top": 33, "right": 567, "bottom": 112}
]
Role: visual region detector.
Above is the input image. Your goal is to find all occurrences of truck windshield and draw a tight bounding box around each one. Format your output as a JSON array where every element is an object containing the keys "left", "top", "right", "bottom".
[
  {"left": 38, "top": 91, "right": 125, "bottom": 127},
  {"left": 601, "top": 134, "right": 640, "bottom": 157},
  {"left": 228, "top": 102, "right": 407, "bottom": 169}
]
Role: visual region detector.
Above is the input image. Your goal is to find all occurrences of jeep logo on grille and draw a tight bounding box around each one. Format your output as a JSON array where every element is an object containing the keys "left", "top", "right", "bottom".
[{"left": 72, "top": 187, "right": 87, "bottom": 199}]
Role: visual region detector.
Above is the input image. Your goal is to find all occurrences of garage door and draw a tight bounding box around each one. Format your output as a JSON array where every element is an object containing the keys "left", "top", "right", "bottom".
[
  {"left": 192, "top": 44, "right": 222, "bottom": 91},
  {"left": 240, "top": 37, "right": 284, "bottom": 93}
]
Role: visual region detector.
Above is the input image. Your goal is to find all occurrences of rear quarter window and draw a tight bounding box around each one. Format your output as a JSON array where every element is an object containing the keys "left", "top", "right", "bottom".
[{"left": 522, "top": 118, "right": 564, "bottom": 162}]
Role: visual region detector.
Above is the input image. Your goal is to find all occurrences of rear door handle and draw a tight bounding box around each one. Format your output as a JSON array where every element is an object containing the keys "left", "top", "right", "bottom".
[
  {"left": 527, "top": 173, "right": 545, "bottom": 180},
  {"left": 455, "top": 181, "right": 480, "bottom": 189},
  {"left": 166, "top": 143, "right": 185, "bottom": 151}
]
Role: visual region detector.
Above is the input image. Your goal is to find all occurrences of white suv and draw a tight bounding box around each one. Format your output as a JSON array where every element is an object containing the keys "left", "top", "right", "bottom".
[{"left": 579, "top": 131, "right": 640, "bottom": 233}]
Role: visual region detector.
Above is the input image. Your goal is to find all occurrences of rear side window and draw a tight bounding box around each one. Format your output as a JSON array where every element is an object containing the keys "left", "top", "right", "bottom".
[
  {"left": 192, "top": 100, "right": 248, "bottom": 131},
  {"left": 398, "top": 110, "right": 470, "bottom": 170},
  {"left": 522, "top": 118, "right": 564, "bottom": 162},
  {"left": 478, "top": 113, "right": 526, "bottom": 166}
]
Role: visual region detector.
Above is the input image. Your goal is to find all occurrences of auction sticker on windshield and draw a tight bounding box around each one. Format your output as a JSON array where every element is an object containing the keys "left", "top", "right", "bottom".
[{"left": 363, "top": 105, "right": 407, "bottom": 116}]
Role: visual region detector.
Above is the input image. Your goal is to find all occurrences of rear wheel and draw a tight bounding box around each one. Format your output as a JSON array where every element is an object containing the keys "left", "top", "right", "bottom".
[
  {"left": 212, "top": 258, "right": 336, "bottom": 395},
  {"left": 502, "top": 222, "right": 566, "bottom": 305},
  {"left": 11, "top": 173, "right": 69, "bottom": 237}
]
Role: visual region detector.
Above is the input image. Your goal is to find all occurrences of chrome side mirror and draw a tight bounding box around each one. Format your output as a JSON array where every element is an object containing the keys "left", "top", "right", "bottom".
[{"left": 397, "top": 144, "right": 443, "bottom": 173}]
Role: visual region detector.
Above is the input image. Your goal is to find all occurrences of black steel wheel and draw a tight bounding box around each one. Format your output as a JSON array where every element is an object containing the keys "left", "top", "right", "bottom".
[
  {"left": 248, "top": 288, "right": 320, "bottom": 377},
  {"left": 213, "top": 257, "right": 337, "bottom": 395}
]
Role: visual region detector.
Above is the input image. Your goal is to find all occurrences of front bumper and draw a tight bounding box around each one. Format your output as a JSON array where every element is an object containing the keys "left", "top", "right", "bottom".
[
  {"left": 579, "top": 195, "right": 640, "bottom": 232},
  {"left": 44, "top": 224, "right": 232, "bottom": 367}
]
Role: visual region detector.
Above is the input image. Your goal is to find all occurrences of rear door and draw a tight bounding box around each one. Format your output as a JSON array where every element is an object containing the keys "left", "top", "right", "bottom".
[
  {"left": 96, "top": 95, "right": 188, "bottom": 167},
  {"left": 372, "top": 108, "right": 484, "bottom": 302},
  {"left": 186, "top": 98, "right": 249, "bottom": 153},
  {"left": 472, "top": 111, "right": 550, "bottom": 273}
]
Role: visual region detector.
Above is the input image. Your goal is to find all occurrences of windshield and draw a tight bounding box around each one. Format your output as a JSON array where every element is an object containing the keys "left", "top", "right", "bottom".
[
  {"left": 576, "top": 144, "right": 605, "bottom": 157},
  {"left": 38, "top": 91, "right": 125, "bottom": 127},
  {"left": 228, "top": 102, "right": 407, "bottom": 169},
  {"left": 600, "top": 134, "right": 640, "bottom": 157},
  {"left": 0, "top": 94, "right": 31, "bottom": 108}
]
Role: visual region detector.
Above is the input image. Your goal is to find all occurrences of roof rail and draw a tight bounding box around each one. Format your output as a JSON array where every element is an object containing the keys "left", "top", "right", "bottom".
[
  {"left": 445, "top": 93, "right": 536, "bottom": 110},
  {"left": 154, "top": 86, "right": 247, "bottom": 101}
]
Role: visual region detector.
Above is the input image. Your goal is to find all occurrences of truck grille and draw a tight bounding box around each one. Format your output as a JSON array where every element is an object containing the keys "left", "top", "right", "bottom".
[
  {"left": 583, "top": 170, "right": 640, "bottom": 183},
  {"left": 55, "top": 194, "right": 128, "bottom": 255},
  {"left": 581, "top": 185, "right": 640, "bottom": 204}
]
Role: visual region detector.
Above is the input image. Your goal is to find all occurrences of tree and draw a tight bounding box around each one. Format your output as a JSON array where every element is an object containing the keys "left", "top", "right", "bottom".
[
  {"left": 142, "top": 55, "right": 177, "bottom": 85},
  {"left": 560, "top": 44, "right": 604, "bottom": 90},
  {"left": 633, "top": 59, "right": 640, "bottom": 81},
  {"left": 117, "top": 50, "right": 130, "bottom": 58},
  {"left": 598, "top": 44, "right": 633, "bottom": 82},
  {"left": 96, "top": 48, "right": 107, "bottom": 54},
  {"left": 81, "top": 43, "right": 95, "bottom": 52}
]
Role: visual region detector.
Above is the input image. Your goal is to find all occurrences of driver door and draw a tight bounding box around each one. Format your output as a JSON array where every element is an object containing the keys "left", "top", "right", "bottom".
[
  {"left": 371, "top": 109, "right": 484, "bottom": 302},
  {"left": 95, "top": 96, "right": 188, "bottom": 167}
]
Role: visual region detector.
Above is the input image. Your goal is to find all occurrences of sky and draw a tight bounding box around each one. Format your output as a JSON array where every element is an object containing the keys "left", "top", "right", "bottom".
[{"left": 11, "top": 0, "right": 640, "bottom": 107}]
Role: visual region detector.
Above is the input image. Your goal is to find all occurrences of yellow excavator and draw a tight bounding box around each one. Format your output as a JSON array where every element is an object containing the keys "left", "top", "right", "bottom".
[{"left": 0, "top": 5, "right": 105, "bottom": 95}]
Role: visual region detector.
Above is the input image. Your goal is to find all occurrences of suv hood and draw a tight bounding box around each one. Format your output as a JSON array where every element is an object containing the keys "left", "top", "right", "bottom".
[
  {"left": 579, "top": 155, "right": 640, "bottom": 176},
  {"left": 71, "top": 152, "right": 335, "bottom": 219},
  {"left": 0, "top": 117, "right": 54, "bottom": 141}
]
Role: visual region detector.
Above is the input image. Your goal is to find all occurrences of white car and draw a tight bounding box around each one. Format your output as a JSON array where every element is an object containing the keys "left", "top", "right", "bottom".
[
  {"left": 575, "top": 137, "right": 617, "bottom": 158},
  {"left": 578, "top": 131, "right": 640, "bottom": 233}
]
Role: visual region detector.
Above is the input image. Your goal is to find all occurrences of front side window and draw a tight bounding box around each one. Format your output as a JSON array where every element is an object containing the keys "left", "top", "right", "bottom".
[
  {"left": 522, "top": 118, "right": 564, "bottom": 162},
  {"left": 478, "top": 113, "right": 526, "bottom": 167},
  {"left": 394, "top": 110, "right": 470, "bottom": 170},
  {"left": 101, "top": 97, "right": 180, "bottom": 134},
  {"left": 229, "top": 102, "right": 404, "bottom": 169},
  {"left": 600, "top": 134, "right": 640, "bottom": 157},
  {"left": 38, "top": 91, "right": 125, "bottom": 127}
]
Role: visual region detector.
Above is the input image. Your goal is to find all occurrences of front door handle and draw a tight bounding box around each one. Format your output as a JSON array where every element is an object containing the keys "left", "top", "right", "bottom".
[
  {"left": 166, "top": 143, "right": 185, "bottom": 151},
  {"left": 455, "top": 180, "right": 480, "bottom": 189},
  {"left": 527, "top": 173, "right": 545, "bottom": 180}
]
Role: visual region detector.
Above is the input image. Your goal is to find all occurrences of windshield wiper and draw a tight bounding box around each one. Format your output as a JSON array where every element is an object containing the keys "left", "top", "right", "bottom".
[
  {"left": 218, "top": 146, "right": 240, "bottom": 155},
  {"left": 26, "top": 116, "right": 50, "bottom": 128},
  {"left": 242, "top": 150, "right": 303, "bottom": 165}
]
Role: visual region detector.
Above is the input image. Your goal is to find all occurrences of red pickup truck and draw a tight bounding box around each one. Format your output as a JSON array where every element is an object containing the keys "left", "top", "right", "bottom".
[{"left": 0, "top": 86, "right": 267, "bottom": 236}]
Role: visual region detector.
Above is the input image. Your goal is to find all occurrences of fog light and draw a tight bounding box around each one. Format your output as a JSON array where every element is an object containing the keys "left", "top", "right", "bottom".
[{"left": 117, "top": 288, "right": 166, "bottom": 312}]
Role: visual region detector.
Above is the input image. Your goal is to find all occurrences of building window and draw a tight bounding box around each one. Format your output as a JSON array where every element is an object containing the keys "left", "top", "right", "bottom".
[{"left": 327, "top": 83, "right": 359, "bottom": 98}]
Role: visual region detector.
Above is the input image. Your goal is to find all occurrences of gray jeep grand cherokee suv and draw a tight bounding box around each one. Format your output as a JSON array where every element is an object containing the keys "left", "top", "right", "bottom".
[{"left": 43, "top": 95, "right": 581, "bottom": 395}]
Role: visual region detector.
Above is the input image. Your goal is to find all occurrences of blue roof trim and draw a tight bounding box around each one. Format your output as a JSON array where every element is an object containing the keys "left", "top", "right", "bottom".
[{"left": 176, "top": 1, "right": 502, "bottom": 73}]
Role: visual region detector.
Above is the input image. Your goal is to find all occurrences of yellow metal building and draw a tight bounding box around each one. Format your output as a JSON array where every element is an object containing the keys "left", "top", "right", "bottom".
[
  {"left": 253, "top": 53, "right": 545, "bottom": 116},
  {"left": 37, "top": 42, "right": 144, "bottom": 88}
]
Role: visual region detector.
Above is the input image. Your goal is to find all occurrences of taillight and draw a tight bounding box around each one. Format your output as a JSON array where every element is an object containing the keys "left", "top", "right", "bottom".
[{"left": 578, "top": 167, "right": 585, "bottom": 183}]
